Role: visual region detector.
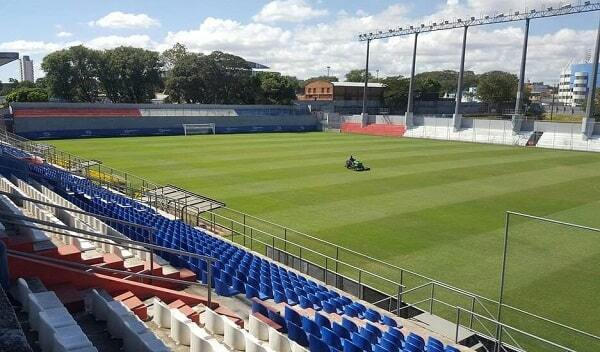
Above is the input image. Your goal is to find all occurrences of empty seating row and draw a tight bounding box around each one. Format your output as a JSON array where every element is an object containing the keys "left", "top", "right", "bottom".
[
  {"left": 15, "top": 278, "right": 97, "bottom": 352},
  {"left": 85, "top": 288, "right": 168, "bottom": 351},
  {"left": 252, "top": 297, "right": 460, "bottom": 352}
]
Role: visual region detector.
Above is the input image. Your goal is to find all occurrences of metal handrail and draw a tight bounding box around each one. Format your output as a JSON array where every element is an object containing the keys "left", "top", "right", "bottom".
[
  {"left": 0, "top": 209, "right": 218, "bottom": 306},
  {"left": 7, "top": 249, "right": 217, "bottom": 308}
]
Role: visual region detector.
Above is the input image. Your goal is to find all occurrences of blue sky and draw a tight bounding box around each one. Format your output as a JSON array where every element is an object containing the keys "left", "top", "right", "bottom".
[{"left": 1, "top": 0, "right": 598, "bottom": 82}]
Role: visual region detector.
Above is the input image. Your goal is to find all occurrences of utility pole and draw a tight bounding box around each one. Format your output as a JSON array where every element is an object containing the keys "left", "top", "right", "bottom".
[{"left": 327, "top": 66, "right": 331, "bottom": 77}]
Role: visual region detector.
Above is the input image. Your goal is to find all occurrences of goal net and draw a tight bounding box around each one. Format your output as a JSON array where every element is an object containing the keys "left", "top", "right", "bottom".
[{"left": 183, "top": 123, "right": 216, "bottom": 136}]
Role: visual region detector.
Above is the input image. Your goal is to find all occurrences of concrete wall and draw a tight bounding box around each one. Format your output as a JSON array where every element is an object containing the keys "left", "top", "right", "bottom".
[{"left": 533, "top": 121, "right": 581, "bottom": 134}]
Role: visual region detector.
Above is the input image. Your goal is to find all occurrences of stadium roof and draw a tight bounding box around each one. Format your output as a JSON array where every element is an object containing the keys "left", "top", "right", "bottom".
[
  {"left": 247, "top": 61, "right": 270, "bottom": 70},
  {"left": 332, "top": 82, "right": 387, "bottom": 88},
  {"left": 0, "top": 52, "right": 19, "bottom": 67}
]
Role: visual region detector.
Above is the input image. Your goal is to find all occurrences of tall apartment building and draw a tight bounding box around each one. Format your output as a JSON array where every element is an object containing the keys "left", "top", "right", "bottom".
[
  {"left": 558, "top": 63, "right": 599, "bottom": 107},
  {"left": 20, "top": 55, "right": 34, "bottom": 82}
]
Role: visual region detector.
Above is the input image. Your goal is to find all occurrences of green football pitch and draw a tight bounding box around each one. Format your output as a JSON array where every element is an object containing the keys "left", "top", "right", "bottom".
[{"left": 49, "top": 132, "right": 600, "bottom": 349}]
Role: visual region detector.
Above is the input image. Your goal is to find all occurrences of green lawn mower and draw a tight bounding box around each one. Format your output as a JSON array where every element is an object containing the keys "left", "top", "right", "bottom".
[{"left": 345, "top": 156, "right": 370, "bottom": 172}]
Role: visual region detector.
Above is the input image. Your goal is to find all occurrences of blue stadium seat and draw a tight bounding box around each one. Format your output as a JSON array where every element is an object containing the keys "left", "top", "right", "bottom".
[
  {"left": 245, "top": 284, "right": 259, "bottom": 299},
  {"left": 332, "top": 321, "right": 351, "bottom": 340},
  {"left": 314, "top": 312, "right": 331, "bottom": 329},
  {"left": 287, "top": 321, "right": 309, "bottom": 347},
  {"left": 364, "top": 309, "right": 382, "bottom": 323},
  {"left": 302, "top": 316, "right": 321, "bottom": 338},
  {"left": 342, "top": 339, "right": 363, "bottom": 352},
  {"left": 351, "top": 332, "right": 372, "bottom": 351},
  {"left": 342, "top": 317, "right": 358, "bottom": 333},
  {"left": 284, "top": 306, "right": 302, "bottom": 326},
  {"left": 267, "top": 310, "right": 287, "bottom": 333},
  {"left": 321, "top": 326, "right": 343, "bottom": 351},
  {"left": 382, "top": 315, "right": 399, "bottom": 328},
  {"left": 309, "top": 334, "right": 332, "bottom": 352}
]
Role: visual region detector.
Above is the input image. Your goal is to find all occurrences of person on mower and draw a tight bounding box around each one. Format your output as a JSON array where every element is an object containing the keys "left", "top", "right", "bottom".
[{"left": 346, "top": 155, "right": 355, "bottom": 168}]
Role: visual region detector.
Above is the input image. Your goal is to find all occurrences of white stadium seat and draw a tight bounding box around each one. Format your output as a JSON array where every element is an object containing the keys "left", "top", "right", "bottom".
[
  {"left": 246, "top": 334, "right": 272, "bottom": 352},
  {"left": 51, "top": 325, "right": 95, "bottom": 352},
  {"left": 106, "top": 300, "right": 135, "bottom": 339},
  {"left": 249, "top": 314, "right": 269, "bottom": 341},
  {"left": 190, "top": 323, "right": 215, "bottom": 352},
  {"left": 15, "top": 278, "right": 32, "bottom": 311},
  {"left": 269, "top": 326, "right": 292, "bottom": 352},
  {"left": 204, "top": 307, "right": 224, "bottom": 335},
  {"left": 85, "top": 289, "right": 112, "bottom": 321},
  {"left": 291, "top": 341, "right": 309, "bottom": 352},
  {"left": 27, "top": 291, "right": 64, "bottom": 331},
  {"left": 122, "top": 315, "right": 151, "bottom": 352},
  {"left": 38, "top": 307, "right": 77, "bottom": 352},
  {"left": 223, "top": 317, "right": 247, "bottom": 351},
  {"left": 170, "top": 309, "right": 192, "bottom": 346},
  {"left": 152, "top": 298, "right": 172, "bottom": 328}
]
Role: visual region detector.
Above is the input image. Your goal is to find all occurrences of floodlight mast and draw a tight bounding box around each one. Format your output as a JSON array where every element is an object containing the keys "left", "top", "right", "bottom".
[{"left": 356, "top": 1, "right": 600, "bottom": 136}]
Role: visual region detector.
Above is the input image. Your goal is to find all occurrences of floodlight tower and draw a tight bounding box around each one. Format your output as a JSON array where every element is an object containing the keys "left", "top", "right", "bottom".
[{"left": 357, "top": 1, "right": 600, "bottom": 138}]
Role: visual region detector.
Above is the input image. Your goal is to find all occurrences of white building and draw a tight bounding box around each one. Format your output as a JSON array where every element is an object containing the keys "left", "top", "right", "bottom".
[
  {"left": 20, "top": 55, "right": 34, "bottom": 82},
  {"left": 558, "top": 68, "right": 572, "bottom": 106},
  {"left": 558, "top": 63, "right": 599, "bottom": 107},
  {"left": 572, "top": 71, "right": 588, "bottom": 106}
]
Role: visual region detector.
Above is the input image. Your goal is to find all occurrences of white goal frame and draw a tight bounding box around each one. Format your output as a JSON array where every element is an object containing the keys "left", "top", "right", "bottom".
[{"left": 183, "top": 123, "right": 216, "bottom": 136}]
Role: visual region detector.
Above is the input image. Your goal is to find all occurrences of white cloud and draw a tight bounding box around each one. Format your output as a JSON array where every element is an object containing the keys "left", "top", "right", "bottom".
[
  {"left": 253, "top": 0, "right": 328, "bottom": 23},
  {"left": 56, "top": 31, "right": 73, "bottom": 38},
  {"left": 163, "top": 17, "right": 291, "bottom": 54},
  {"left": 0, "top": 40, "right": 65, "bottom": 54},
  {"left": 89, "top": 11, "right": 160, "bottom": 29},
  {"left": 86, "top": 35, "right": 155, "bottom": 50},
  {"left": 160, "top": 3, "right": 596, "bottom": 83}
]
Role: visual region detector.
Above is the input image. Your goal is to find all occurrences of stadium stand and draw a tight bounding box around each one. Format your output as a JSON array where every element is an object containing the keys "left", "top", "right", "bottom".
[
  {"left": 8, "top": 103, "right": 317, "bottom": 139},
  {"left": 0, "top": 141, "right": 468, "bottom": 351}
]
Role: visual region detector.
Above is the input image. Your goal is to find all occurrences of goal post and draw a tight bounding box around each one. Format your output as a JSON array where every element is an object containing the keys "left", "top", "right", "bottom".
[{"left": 182, "top": 123, "right": 216, "bottom": 136}]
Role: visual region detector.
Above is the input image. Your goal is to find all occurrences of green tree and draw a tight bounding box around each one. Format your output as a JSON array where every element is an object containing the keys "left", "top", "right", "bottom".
[
  {"left": 380, "top": 75, "right": 410, "bottom": 110},
  {"left": 5, "top": 87, "right": 49, "bottom": 103},
  {"left": 164, "top": 53, "right": 206, "bottom": 103},
  {"left": 255, "top": 72, "right": 299, "bottom": 105},
  {"left": 41, "top": 46, "right": 102, "bottom": 102},
  {"left": 0, "top": 78, "right": 36, "bottom": 96},
  {"left": 477, "top": 71, "right": 519, "bottom": 104},
  {"left": 164, "top": 50, "right": 256, "bottom": 104},
  {"left": 415, "top": 77, "right": 442, "bottom": 100},
  {"left": 98, "top": 46, "right": 163, "bottom": 103},
  {"left": 161, "top": 43, "right": 188, "bottom": 72},
  {"left": 415, "top": 70, "right": 478, "bottom": 95},
  {"left": 344, "top": 69, "right": 373, "bottom": 83}
]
